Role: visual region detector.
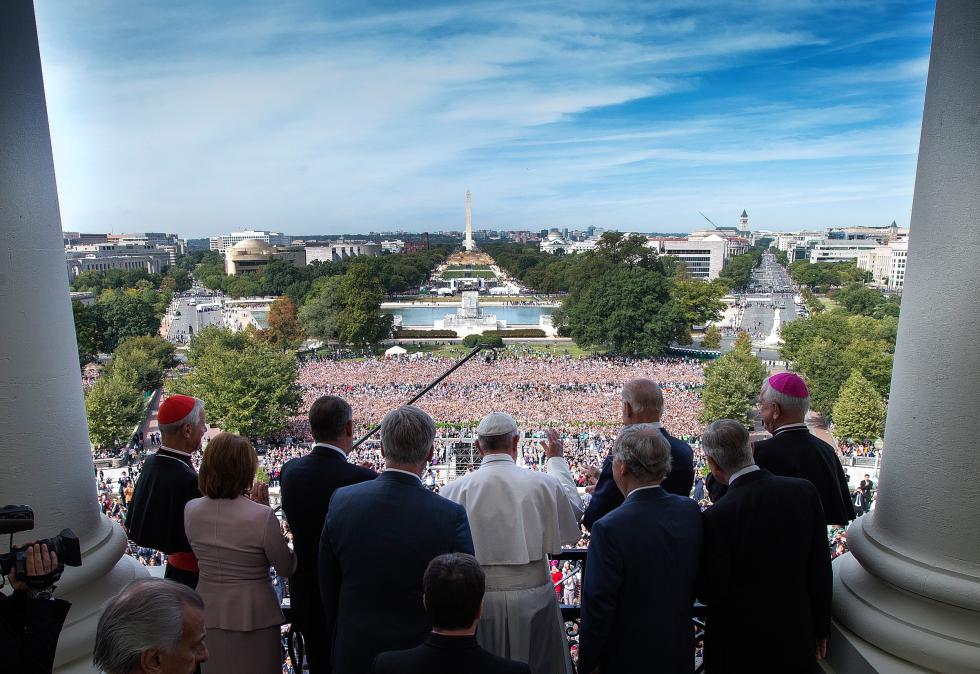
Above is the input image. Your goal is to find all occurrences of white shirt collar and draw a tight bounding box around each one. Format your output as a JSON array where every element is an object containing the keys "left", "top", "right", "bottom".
[
  {"left": 773, "top": 422, "right": 808, "bottom": 436},
  {"left": 626, "top": 484, "right": 662, "bottom": 500},
  {"left": 312, "top": 442, "right": 348, "bottom": 459},
  {"left": 728, "top": 464, "right": 760, "bottom": 485},
  {"left": 627, "top": 421, "right": 662, "bottom": 429},
  {"left": 384, "top": 467, "right": 422, "bottom": 482},
  {"left": 480, "top": 453, "right": 516, "bottom": 465},
  {"left": 160, "top": 445, "right": 193, "bottom": 458}
]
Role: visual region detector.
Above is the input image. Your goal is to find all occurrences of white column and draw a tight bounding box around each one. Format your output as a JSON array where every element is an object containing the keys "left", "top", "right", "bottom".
[
  {"left": 829, "top": 2, "right": 980, "bottom": 672},
  {"left": 0, "top": 3, "right": 146, "bottom": 673}
]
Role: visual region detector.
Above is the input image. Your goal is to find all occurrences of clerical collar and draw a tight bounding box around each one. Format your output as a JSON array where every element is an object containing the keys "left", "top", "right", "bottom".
[
  {"left": 159, "top": 445, "right": 193, "bottom": 458},
  {"left": 728, "top": 464, "right": 760, "bottom": 485},
  {"left": 312, "top": 442, "right": 347, "bottom": 459},
  {"left": 385, "top": 468, "right": 422, "bottom": 482},
  {"left": 480, "top": 453, "right": 515, "bottom": 465},
  {"left": 773, "top": 423, "right": 809, "bottom": 436}
]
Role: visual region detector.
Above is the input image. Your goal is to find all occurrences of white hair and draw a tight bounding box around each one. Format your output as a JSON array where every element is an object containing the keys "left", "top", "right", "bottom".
[
  {"left": 93, "top": 578, "right": 204, "bottom": 674},
  {"left": 381, "top": 405, "right": 436, "bottom": 465},
  {"left": 702, "top": 419, "right": 754, "bottom": 474},
  {"left": 613, "top": 423, "right": 672, "bottom": 483},
  {"left": 157, "top": 398, "right": 204, "bottom": 437},
  {"left": 760, "top": 379, "right": 809, "bottom": 418}
]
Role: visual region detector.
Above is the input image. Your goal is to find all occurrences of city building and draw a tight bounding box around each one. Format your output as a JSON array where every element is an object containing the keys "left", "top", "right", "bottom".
[
  {"left": 65, "top": 242, "right": 170, "bottom": 280},
  {"left": 107, "top": 232, "right": 186, "bottom": 265},
  {"left": 304, "top": 240, "right": 382, "bottom": 264},
  {"left": 62, "top": 231, "right": 108, "bottom": 246},
  {"left": 809, "top": 240, "right": 879, "bottom": 264},
  {"left": 224, "top": 239, "right": 307, "bottom": 275},
  {"left": 209, "top": 229, "right": 291, "bottom": 253},
  {"left": 857, "top": 238, "right": 909, "bottom": 290},
  {"left": 646, "top": 231, "right": 749, "bottom": 280}
]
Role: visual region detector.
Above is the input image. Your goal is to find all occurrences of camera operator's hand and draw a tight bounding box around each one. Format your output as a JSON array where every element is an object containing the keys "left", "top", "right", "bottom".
[
  {"left": 7, "top": 543, "right": 58, "bottom": 593},
  {"left": 540, "top": 429, "right": 565, "bottom": 460}
]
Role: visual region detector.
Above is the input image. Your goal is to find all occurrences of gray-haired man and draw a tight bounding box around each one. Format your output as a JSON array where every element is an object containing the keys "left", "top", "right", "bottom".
[
  {"left": 319, "top": 405, "right": 475, "bottom": 674},
  {"left": 93, "top": 578, "right": 208, "bottom": 674}
]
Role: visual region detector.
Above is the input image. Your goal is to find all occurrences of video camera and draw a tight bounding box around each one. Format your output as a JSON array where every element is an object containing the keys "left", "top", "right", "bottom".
[{"left": 0, "top": 505, "right": 82, "bottom": 589}]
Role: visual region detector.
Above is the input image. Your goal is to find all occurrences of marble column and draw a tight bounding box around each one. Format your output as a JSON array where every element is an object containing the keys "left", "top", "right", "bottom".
[
  {"left": 828, "top": 1, "right": 980, "bottom": 672},
  {"left": 0, "top": 2, "right": 146, "bottom": 672}
]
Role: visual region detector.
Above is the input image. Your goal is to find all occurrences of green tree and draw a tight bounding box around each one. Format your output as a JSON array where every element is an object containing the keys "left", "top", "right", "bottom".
[
  {"left": 338, "top": 263, "right": 393, "bottom": 344},
  {"left": 187, "top": 325, "right": 252, "bottom": 364},
  {"left": 85, "top": 368, "right": 145, "bottom": 449},
  {"left": 298, "top": 276, "right": 344, "bottom": 342},
  {"left": 111, "top": 336, "right": 178, "bottom": 391},
  {"left": 793, "top": 337, "right": 850, "bottom": 416},
  {"left": 699, "top": 338, "right": 768, "bottom": 425},
  {"left": 558, "top": 265, "right": 686, "bottom": 355},
  {"left": 842, "top": 338, "right": 893, "bottom": 397},
  {"left": 72, "top": 300, "right": 106, "bottom": 366},
  {"left": 96, "top": 289, "right": 161, "bottom": 352},
  {"left": 833, "top": 283, "right": 884, "bottom": 316},
  {"left": 672, "top": 278, "right": 728, "bottom": 328},
  {"left": 718, "top": 250, "right": 762, "bottom": 291},
  {"left": 259, "top": 297, "right": 304, "bottom": 350},
  {"left": 832, "top": 370, "right": 887, "bottom": 441},
  {"left": 702, "top": 324, "right": 722, "bottom": 349},
  {"left": 171, "top": 332, "right": 300, "bottom": 438}
]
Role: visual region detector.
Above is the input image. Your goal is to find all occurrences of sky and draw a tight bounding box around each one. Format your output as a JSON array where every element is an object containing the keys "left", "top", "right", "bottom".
[{"left": 34, "top": 0, "right": 935, "bottom": 238}]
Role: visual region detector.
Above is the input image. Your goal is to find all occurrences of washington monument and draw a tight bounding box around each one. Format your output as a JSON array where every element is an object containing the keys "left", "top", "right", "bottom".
[{"left": 463, "top": 190, "right": 475, "bottom": 251}]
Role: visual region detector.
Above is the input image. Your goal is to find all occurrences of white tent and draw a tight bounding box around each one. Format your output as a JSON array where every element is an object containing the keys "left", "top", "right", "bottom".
[{"left": 384, "top": 345, "right": 408, "bottom": 358}]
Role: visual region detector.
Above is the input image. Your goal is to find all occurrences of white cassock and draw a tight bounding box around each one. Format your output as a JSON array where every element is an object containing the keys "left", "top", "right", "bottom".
[{"left": 440, "top": 453, "right": 583, "bottom": 674}]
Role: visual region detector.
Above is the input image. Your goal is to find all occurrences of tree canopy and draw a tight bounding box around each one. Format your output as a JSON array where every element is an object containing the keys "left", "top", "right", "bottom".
[
  {"left": 832, "top": 370, "right": 887, "bottom": 441},
  {"left": 299, "top": 264, "right": 393, "bottom": 345},
  {"left": 699, "top": 335, "right": 768, "bottom": 425}
]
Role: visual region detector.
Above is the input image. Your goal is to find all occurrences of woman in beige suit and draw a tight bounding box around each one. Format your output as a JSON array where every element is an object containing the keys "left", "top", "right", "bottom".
[{"left": 185, "top": 432, "right": 296, "bottom": 673}]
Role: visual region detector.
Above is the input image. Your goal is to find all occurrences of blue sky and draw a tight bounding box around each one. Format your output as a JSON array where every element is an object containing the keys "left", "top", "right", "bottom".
[{"left": 34, "top": 0, "right": 934, "bottom": 237}]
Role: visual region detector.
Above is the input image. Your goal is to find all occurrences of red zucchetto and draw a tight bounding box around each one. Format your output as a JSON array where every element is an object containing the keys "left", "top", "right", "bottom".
[{"left": 157, "top": 395, "right": 198, "bottom": 425}]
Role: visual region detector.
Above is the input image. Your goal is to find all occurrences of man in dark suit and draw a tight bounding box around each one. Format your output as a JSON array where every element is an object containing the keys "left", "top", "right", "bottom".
[
  {"left": 753, "top": 372, "right": 855, "bottom": 525},
  {"left": 584, "top": 379, "right": 695, "bottom": 530},
  {"left": 699, "top": 419, "right": 832, "bottom": 673},
  {"left": 579, "top": 424, "right": 703, "bottom": 674},
  {"left": 372, "top": 553, "right": 531, "bottom": 674},
  {"left": 280, "top": 395, "right": 376, "bottom": 674},
  {"left": 320, "top": 405, "right": 475, "bottom": 674},
  {"left": 125, "top": 395, "right": 206, "bottom": 588}
]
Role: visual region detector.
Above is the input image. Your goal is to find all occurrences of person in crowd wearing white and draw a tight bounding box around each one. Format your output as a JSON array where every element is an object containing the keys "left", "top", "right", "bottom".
[
  {"left": 440, "top": 412, "right": 582, "bottom": 674},
  {"left": 93, "top": 578, "right": 209, "bottom": 674}
]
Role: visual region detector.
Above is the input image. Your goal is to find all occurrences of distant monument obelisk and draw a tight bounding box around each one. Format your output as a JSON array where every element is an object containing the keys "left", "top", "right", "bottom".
[{"left": 463, "top": 190, "right": 475, "bottom": 251}]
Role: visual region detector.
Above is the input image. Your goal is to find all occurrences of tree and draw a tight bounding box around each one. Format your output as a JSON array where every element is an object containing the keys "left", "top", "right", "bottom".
[
  {"left": 702, "top": 324, "right": 722, "bottom": 349},
  {"left": 558, "top": 265, "right": 687, "bottom": 355},
  {"left": 833, "top": 283, "right": 884, "bottom": 316},
  {"left": 171, "top": 331, "right": 300, "bottom": 439},
  {"left": 299, "top": 266, "right": 392, "bottom": 345},
  {"left": 842, "top": 338, "right": 893, "bottom": 397},
  {"left": 298, "top": 276, "right": 344, "bottom": 342},
  {"left": 718, "top": 250, "right": 762, "bottom": 291},
  {"left": 72, "top": 300, "right": 105, "bottom": 366},
  {"left": 699, "top": 338, "right": 768, "bottom": 425},
  {"left": 672, "top": 278, "right": 728, "bottom": 328},
  {"left": 259, "top": 297, "right": 304, "bottom": 350},
  {"left": 96, "top": 289, "right": 161, "bottom": 352},
  {"left": 112, "top": 336, "right": 178, "bottom": 391},
  {"left": 793, "top": 337, "right": 850, "bottom": 416},
  {"left": 85, "top": 368, "right": 145, "bottom": 449},
  {"left": 832, "top": 370, "right": 887, "bottom": 441}
]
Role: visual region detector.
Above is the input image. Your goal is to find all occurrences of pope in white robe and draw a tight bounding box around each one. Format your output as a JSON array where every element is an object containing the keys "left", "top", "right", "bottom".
[{"left": 440, "top": 412, "right": 583, "bottom": 674}]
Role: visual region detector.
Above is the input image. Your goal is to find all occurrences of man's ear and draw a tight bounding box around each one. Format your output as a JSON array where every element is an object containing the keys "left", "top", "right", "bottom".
[
  {"left": 345, "top": 419, "right": 354, "bottom": 438},
  {"left": 425, "top": 445, "right": 435, "bottom": 464},
  {"left": 141, "top": 648, "right": 164, "bottom": 673}
]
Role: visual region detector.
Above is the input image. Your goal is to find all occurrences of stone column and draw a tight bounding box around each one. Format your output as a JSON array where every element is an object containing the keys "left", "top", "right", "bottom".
[
  {"left": 829, "top": 2, "right": 980, "bottom": 672},
  {"left": 0, "top": 3, "right": 145, "bottom": 672}
]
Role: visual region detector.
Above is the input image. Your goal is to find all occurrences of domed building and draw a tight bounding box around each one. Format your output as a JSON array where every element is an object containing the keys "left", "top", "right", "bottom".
[{"left": 225, "top": 238, "right": 275, "bottom": 274}]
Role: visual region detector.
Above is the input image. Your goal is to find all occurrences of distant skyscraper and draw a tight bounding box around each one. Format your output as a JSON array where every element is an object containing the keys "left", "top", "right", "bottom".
[{"left": 463, "top": 190, "right": 475, "bottom": 251}]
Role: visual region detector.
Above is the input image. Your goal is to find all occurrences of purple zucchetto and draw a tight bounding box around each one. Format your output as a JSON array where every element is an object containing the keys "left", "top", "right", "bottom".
[{"left": 767, "top": 372, "right": 809, "bottom": 398}]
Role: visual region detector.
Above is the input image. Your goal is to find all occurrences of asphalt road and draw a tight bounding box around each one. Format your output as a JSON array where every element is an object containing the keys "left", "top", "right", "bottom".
[{"left": 165, "top": 294, "right": 225, "bottom": 344}]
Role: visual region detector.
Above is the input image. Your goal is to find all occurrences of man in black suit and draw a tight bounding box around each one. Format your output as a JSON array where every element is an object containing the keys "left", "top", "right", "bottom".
[
  {"left": 699, "top": 419, "right": 832, "bottom": 673},
  {"left": 372, "top": 553, "right": 531, "bottom": 674},
  {"left": 125, "top": 395, "right": 206, "bottom": 588},
  {"left": 280, "top": 395, "right": 376, "bottom": 674},
  {"left": 584, "top": 379, "right": 695, "bottom": 530},
  {"left": 753, "top": 372, "right": 855, "bottom": 525},
  {"left": 320, "top": 405, "right": 475, "bottom": 674},
  {"left": 579, "top": 424, "right": 703, "bottom": 674}
]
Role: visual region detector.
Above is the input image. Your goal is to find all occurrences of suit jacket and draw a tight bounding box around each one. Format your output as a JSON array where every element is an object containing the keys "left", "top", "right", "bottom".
[
  {"left": 0, "top": 591, "right": 71, "bottom": 674},
  {"left": 372, "top": 633, "right": 532, "bottom": 674},
  {"left": 279, "top": 445, "right": 376, "bottom": 639},
  {"left": 184, "top": 495, "right": 296, "bottom": 631},
  {"left": 583, "top": 427, "right": 695, "bottom": 530},
  {"left": 320, "top": 470, "right": 475, "bottom": 674},
  {"left": 125, "top": 448, "right": 200, "bottom": 553},
  {"left": 754, "top": 428, "right": 856, "bottom": 525},
  {"left": 699, "top": 470, "right": 832, "bottom": 673},
  {"left": 579, "top": 487, "right": 703, "bottom": 674}
]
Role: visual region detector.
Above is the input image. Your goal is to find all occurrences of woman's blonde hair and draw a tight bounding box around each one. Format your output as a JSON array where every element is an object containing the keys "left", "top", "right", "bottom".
[{"left": 198, "top": 432, "right": 258, "bottom": 499}]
